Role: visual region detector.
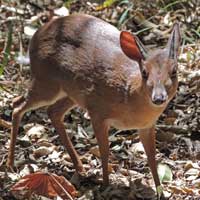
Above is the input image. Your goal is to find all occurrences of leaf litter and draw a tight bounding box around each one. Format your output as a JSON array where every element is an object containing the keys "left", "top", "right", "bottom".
[{"left": 0, "top": 0, "right": 199, "bottom": 199}]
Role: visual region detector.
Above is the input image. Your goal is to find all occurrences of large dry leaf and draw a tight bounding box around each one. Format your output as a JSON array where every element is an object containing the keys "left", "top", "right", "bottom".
[{"left": 11, "top": 172, "right": 77, "bottom": 200}]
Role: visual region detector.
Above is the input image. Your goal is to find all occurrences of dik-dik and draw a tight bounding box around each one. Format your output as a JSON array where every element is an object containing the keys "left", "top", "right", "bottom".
[{"left": 7, "top": 14, "right": 181, "bottom": 198}]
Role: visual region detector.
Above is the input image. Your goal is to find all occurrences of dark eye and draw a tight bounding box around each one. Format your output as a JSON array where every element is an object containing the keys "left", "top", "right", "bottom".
[{"left": 142, "top": 69, "right": 148, "bottom": 79}]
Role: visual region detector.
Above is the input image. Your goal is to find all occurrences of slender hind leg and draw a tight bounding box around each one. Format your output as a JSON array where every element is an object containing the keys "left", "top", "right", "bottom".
[
  {"left": 7, "top": 79, "right": 61, "bottom": 168},
  {"left": 47, "top": 97, "right": 84, "bottom": 172},
  {"left": 12, "top": 95, "right": 25, "bottom": 108}
]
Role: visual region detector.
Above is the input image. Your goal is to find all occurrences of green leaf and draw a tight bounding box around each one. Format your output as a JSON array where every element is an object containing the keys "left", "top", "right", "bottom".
[
  {"left": 64, "top": 0, "right": 74, "bottom": 9},
  {"left": 191, "top": 29, "right": 200, "bottom": 38},
  {"left": 162, "top": 0, "right": 187, "bottom": 11},
  {"left": 117, "top": 4, "right": 133, "bottom": 27},
  {"left": 186, "top": 51, "right": 193, "bottom": 62},
  {"left": 157, "top": 163, "right": 173, "bottom": 183},
  {"left": 156, "top": 185, "right": 163, "bottom": 199},
  {"left": 95, "top": 0, "right": 118, "bottom": 11},
  {"left": 118, "top": 0, "right": 130, "bottom": 6},
  {"left": 182, "top": 34, "right": 195, "bottom": 44},
  {"left": 102, "top": 0, "right": 117, "bottom": 7},
  {"left": 0, "top": 65, "right": 3, "bottom": 76}
]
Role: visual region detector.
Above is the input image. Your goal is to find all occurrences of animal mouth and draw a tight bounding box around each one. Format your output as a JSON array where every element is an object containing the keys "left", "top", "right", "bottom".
[{"left": 152, "top": 98, "right": 167, "bottom": 105}]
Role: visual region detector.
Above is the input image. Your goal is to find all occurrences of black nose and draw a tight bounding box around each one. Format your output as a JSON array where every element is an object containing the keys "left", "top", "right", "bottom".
[{"left": 152, "top": 95, "right": 166, "bottom": 105}]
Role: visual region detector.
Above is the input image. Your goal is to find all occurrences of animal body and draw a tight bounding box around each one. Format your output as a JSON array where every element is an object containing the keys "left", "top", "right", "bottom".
[{"left": 7, "top": 14, "right": 181, "bottom": 199}]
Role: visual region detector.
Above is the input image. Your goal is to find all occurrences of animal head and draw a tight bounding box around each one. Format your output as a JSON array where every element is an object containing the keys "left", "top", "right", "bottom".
[{"left": 120, "top": 23, "right": 181, "bottom": 106}]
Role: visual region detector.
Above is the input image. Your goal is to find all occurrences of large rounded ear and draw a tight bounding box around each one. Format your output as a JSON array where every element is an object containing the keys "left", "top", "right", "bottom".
[
  {"left": 120, "top": 31, "right": 148, "bottom": 62},
  {"left": 166, "top": 22, "right": 181, "bottom": 60}
]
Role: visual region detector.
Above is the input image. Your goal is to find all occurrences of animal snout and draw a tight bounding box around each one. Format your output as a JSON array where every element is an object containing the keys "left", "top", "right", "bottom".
[
  {"left": 152, "top": 94, "right": 167, "bottom": 105},
  {"left": 152, "top": 84, "right": 168, "bottom": 105}
]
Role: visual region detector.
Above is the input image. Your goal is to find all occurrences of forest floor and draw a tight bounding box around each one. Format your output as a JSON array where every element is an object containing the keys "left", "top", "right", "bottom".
[{"left": 0, "top": 0, "right": 200, "bottom": 199}]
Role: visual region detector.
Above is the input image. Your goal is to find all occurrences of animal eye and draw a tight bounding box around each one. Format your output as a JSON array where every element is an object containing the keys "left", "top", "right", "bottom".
[{"left": 142, "top": 69, "right": 148, "bottom": 79}]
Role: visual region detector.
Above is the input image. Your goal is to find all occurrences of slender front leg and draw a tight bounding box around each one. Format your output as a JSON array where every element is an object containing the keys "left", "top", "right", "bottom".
[
  {"left": 91, "top": 119, "right": 109, "bottom": 186},
  {"left": 139, "top": 125, "right": 164, "bottom": 199}
]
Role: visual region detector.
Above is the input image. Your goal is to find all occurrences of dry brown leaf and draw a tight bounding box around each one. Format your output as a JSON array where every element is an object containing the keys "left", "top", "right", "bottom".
[
  {"left": 0, "top": 118, "right": 11, "bottom": 129},
  {"left": 184, "top": 161, "right": 200, "bottom": 171},
  {"left": 26, "top": 124, "right": 46, "bottom": 140},
  {"left": 182, "top": 187, "right": 194, "bottom": 195},
  {"left": 169, "top": 185, "right": 186, "bottom": 194},
  {"left": 90, "top": 146, "right": 100, "bottom": 158},
  {"left": 33, "top": 146, "right": 54, "bottom": 158},
  {"left": 37, "top": 140, "right": 55, "bottom": 147},
  {"left": 11, "top": 172, "right": 77, "bottom": 199},
  {"left": 108, "top": 163, "right": 113, "bottom": 173},
  {"left": 164, "top": 117, "right": 177, "bottom": 125}
]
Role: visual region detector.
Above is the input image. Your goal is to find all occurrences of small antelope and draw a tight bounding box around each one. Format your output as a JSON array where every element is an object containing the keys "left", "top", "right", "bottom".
[{"left": 7, "top": 14, "right": 181, "bottom": 198}]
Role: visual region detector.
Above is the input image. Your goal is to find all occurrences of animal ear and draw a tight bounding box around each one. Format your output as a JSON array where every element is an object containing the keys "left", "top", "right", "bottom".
[
  {"left": 166, "top": 22, "right": 181, "bottom": 60},
  {"left": 120, "top": 31, "right": 148, "bottom": 62}
]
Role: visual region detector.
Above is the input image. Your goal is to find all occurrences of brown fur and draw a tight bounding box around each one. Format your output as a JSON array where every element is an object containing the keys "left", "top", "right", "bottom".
[{"left": 7, "top": 14, "right": 181, "bottom": 196}]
